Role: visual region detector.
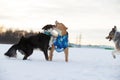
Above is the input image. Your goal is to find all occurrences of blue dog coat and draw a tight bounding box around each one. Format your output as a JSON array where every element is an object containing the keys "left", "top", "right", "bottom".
[{"left": 53, "top": 33, "right": 68, "bottom": 52}]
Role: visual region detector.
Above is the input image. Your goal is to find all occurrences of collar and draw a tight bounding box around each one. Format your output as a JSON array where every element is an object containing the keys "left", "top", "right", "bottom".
[{"left": 43, "top": 31, "right": 52, "bottom": 36}]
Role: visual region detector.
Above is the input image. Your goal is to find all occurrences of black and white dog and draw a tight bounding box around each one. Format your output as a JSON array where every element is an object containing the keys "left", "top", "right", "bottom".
[
  {"left": 106, "top": 26, "right": 120, "bottom": 58},
  {"left": 4, "top": 24, "right": 58, "bottom": 60}
]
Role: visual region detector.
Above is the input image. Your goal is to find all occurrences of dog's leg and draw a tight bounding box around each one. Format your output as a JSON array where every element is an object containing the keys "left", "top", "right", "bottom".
[
  {"left": 21, "top": 51, "right": 29, "bottom": 60},
  {"left": 64, "top": 48, "right": 69, "bottom": 62},
  {"left": 49, "top": 37, "right": 53, "bottom": 48},
  {"left": 112, "top": 50, "right": 117, "bottom": 59},
  {"left": 43, "top": 50, "right": 49, "bottom": 61},
  {"left": 23, "top": 49, "right": 33, "bottom": 60},
  {"left": 23, "top": 53, "right": 33, "bottom": 60},
  {"left": 23, "top": 55, "right": 29, "bottom": 60},
  {"left": 49, "top": 45, "right": 55, "bottom": 61}
]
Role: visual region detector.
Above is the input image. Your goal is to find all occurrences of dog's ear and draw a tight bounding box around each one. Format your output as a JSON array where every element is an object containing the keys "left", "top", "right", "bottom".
[
  {"left": 55, "top": 20, "right": 68, "bottom": 30},
  {"left": 114, "top": 25, "right": 117, "bottom": 30},
  {"left": 55, "top": 20, "right": 59, "bottom": 24},
  {"left": 42, "top": 25, "right": 54, "bottom": 30},
  {"left": 42, "top": 25, "right": 48, "bottom": 30},
  {"left": 112, "top": 25, "right": 117, "bottom": 32},
  {"left": 42, "top": 26, "right": 46, "bottom": 30}
]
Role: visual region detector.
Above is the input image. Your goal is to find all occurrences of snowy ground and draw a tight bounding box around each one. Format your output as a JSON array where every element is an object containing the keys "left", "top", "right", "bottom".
[{"left": 0, "top": 44, "right": 120, "bottom": 80}]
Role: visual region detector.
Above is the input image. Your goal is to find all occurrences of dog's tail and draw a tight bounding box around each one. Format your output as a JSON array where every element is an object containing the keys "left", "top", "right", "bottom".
[{"left": 4, "top": 44, "right": 19, "bottom": 58}]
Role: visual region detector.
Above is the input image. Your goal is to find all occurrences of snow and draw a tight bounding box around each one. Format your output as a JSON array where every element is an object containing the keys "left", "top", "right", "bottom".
[{"left": 0, "top": 44, "right": 120, "bottom": 80}]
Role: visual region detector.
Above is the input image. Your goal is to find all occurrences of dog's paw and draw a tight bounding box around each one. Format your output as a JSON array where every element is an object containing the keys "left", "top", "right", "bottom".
[
  {"left": 113, "top": 55, "right": 116, "bottom": 59},
  {"left": 112, "top": 54, "right": 116, "bottom": 59},
  {"left": 112, "top": 51, "right": 116, "bottom": 59}
]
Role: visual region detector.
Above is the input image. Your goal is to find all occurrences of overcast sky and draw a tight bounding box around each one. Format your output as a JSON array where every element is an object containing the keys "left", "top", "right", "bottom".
[{"left": 0, "top": 0, "right": 120, "bottom": 46}]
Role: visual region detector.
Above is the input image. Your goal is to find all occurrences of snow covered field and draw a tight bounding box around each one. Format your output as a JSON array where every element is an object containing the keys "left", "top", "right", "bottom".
[{"left": 0, "top": 44, "right": 120, "bottom": 80}]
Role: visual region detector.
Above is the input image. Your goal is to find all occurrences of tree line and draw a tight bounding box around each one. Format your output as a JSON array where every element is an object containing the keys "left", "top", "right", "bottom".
[{"left": 0, "top": 27, "right": 37, "bottom": 44}]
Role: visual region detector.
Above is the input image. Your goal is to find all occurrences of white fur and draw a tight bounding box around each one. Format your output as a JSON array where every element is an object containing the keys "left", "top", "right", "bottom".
[
  {"left": 54, "top": 28, "right": 62, "bottom": 36},
  {"left": 42, "top": 28, "right": 58, "bottom": 47},
  {"left": 49, "top": 30, "right": 59, "bottom": 47},
  {"left": 112, "top": 50, "right": 120, "bottom": 58},
  {"left": 111, "top": 31, "right": 120, "bottom": 58},
  {"left": 51, "top": 30, "right": 58, "bottom": 37}
]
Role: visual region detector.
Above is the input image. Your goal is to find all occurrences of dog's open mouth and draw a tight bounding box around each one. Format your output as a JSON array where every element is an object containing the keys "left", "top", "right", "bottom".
[{"left": 106, "top": 36, "right": 112, "bottom": 41}]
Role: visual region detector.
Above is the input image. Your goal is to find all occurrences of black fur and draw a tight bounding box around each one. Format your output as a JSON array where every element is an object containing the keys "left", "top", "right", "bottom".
[
  {"left": 42, "top": 24, "right": 55, "bottom": 30},
  {"left": 4, "top": 25, "right": 54, "bottom": 60},
  {"left": 4, "top": 44, "right": 18, "bottom": 58}
]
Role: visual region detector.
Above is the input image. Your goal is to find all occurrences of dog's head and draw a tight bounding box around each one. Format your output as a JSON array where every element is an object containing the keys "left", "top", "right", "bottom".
[
  {"left": 55, "top": 21, "right": 68, "bottom": 36},
  {"left": 42, "top": 24, "right": 58, "bottom": 37},
  {"left": 42, "top": 24, "right": 55, "bottom": 31},
  {"left": 106, "top": 26, "right": 117, "bottom": 41}
]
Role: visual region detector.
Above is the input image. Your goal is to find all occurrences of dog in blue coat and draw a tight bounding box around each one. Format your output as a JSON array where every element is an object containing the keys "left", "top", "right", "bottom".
[{"left": 49, "top": 21, "right": 69, "bottom": 62}]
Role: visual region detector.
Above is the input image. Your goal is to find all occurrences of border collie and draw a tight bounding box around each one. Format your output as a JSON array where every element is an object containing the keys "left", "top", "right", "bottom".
[
  {"left": 106, "top": 26, "right": 120, "bottom": 58},
  {"left": 4, "top": 24, "right": 58, "bottom": 60}
]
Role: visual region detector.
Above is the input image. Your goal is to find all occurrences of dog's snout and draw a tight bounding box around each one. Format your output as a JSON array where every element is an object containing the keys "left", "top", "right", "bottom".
[
  {"left": 106, "top": 36, "right": 109, "bottom": 39},
  {"left": 105, "top": 36, "right": 112, "bottom": 41}
]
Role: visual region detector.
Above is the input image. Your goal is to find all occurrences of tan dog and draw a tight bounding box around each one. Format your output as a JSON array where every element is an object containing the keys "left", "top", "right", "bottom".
[{"left": 49, "top": 21, "right": 69, "bottom": 62}]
